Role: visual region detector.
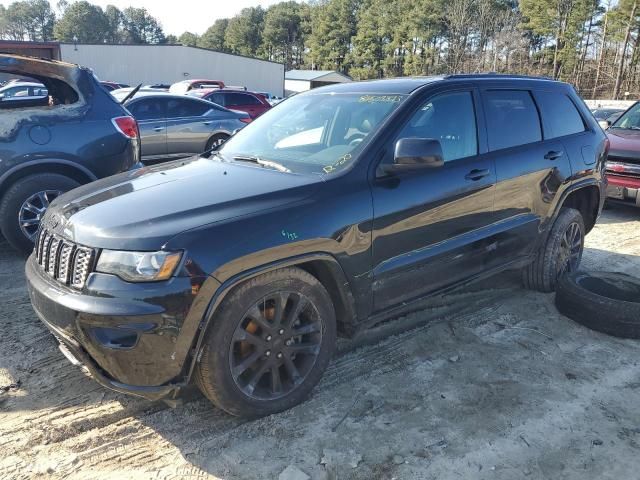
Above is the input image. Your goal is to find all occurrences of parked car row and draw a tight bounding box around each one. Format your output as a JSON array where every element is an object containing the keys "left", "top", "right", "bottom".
[
  {"left": 107, "top": 80, "right": 276, "bottom": 164},
  {"left": 111, "top": 89, "right": 251, "bottom": 163}
]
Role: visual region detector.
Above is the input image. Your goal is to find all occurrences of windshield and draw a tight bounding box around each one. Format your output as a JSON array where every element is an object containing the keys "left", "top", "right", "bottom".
[
  {"left": 612, "top": 102, "right": 640, "bottom": 130},
  {"left": 218, "top": 92, "right": 406, "bottom": 175}
]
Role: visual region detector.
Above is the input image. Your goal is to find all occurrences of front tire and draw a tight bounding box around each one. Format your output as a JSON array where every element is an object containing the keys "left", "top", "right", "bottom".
[
  {"left": 0, "top": 174, "right": 80, "bottom": 255},
  {"left": 202, "top": 134, "right": 230, "bottom": 157},
  {"left": 523, "top": 207, "right": 585, "bottom": 292},
  {"left": 196, "top": 267, "right": 336, "bottom": 417}
]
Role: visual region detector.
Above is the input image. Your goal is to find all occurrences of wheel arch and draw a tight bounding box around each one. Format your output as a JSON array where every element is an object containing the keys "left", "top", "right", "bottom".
[
  {"left": 0, "top": 160, "right": 96, "bottom": 201},
  {"left": 557, "top": 181, "right": 601, "bottom": 234},
  {"left": 184, "top": 252, "right": 359, "bottom": 383}
]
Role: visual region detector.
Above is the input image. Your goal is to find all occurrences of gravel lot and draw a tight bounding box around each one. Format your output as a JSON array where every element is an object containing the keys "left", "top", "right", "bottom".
[{"left": 2, "top": 204, "right": 640, "bottom": 480}]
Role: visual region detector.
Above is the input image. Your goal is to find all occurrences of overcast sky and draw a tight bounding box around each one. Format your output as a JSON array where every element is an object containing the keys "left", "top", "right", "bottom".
[{"left": 0, "top": 0, "right": 288, "bottom": 36}]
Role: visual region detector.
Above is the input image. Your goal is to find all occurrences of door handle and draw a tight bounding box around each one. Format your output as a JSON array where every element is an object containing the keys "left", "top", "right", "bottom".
[
  {"left": 153, "top": 126, "right": 164, "bottom": 132},
  {"left": 203, "top": 121, "right": 212, "bottom": 126},
  {"left": 465, "top": 168, "right": 491, "bottom": 181},
  {"left": 544, "top": 150, "right": 564, "bottom": 160}
]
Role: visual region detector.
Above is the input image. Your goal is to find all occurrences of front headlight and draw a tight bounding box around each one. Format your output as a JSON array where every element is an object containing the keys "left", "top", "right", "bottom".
[{"left": 96, "top": 250, "right": 182, "bottom": 282}]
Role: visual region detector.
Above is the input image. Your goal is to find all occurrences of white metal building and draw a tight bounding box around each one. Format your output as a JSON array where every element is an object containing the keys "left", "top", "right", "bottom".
[
  {"left": 285, "top": 70, "right": 352, "bottom": 95},
  {"left": 60, "top": 44, "right": 285, "bottom": 96}
]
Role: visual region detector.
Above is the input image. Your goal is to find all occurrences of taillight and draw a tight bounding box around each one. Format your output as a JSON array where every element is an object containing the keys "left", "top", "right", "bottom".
[
  {"left": 239, "top": 117, "right": 252, "bottom": 124},
  {"left": 112, "top": 116, "right": 139, "bottom": 139}
]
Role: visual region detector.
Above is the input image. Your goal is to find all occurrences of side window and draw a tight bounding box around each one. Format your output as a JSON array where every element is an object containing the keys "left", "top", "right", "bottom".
[
  {"left": 225, "top": 93, "right": 256, "bottom": 107},
  {"left": 166, "top": 98, "right": 210, "bottom": 118},
  {"left": 396, "top": 91, "right": 478, "bottom": 162},
  {"left": 483, "top": 90, "right": 542, "bottom": 150},
  {"left": 240, "top": 94, "right": 262, "bottom": 105},
  {"left": 128, "top": 99, "right": 164, "bottom": 121},
  {"left": 535, "top": 91, "right": 585, "bottom": 139},
  {"left": 6, "top": 86, "right": 29, "bottom": 97},
  {"left": 208, "top": 92, "right": 225, "bottom": 106}
]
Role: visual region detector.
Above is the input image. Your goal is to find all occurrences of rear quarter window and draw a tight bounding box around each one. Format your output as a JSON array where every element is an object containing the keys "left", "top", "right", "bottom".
[
  {"left": 535, "top": 90, "right": 586, "bottom": 139},
  {"left": 482, "top": 90, "right": 542, "bottom": 151}
]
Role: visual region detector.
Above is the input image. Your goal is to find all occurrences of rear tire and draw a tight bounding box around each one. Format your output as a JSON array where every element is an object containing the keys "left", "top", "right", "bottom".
[
  {"left": 195, "top": 267, "right": 336, "bottom": 417},
  {"left": 0, "top": 174, "right": 80, "bottom": 255},
  {"left": 523, "top": 208, "right": 585, "bottom": 292}
]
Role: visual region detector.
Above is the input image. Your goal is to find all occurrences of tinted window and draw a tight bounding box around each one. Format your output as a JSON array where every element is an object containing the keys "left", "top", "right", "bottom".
[
  {"left": 612, "top": 102, "right": 640, "bottom": 130},
  {"left": 128, "top": 98, "right": 165, "bottom": 120},
  {"left": 483, "top": 90, "right": 541, "bottom": 150},
  {"left": 396, "top": 91, "right": 477, "bottom": 162},
  {"left": 226, "top": 93, "right": 261, "bottom": 106},
  {"left": 166, "top": 98, "right": 210, "bottom": 118},
  {"left": 536, "top": 91, "right": 585, "bottom": 138},
  {"left": 207, "top": 92, "right": 225, "bottom": 106}
]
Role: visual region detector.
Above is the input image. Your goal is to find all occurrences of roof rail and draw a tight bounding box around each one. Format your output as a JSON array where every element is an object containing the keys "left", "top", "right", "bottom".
[{"left": 444, "top": 73, "right": 556, "bottom": 81}]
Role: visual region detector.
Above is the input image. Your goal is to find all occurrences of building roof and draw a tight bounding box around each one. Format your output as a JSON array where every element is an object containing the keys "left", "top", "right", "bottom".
[{"left": 285, "top": 70, "right": 352, "bottom": 82}]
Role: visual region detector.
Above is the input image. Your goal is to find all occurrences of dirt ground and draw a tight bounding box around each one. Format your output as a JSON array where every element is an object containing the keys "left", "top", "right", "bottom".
[{"left": 2, "top": 204, "right": 640, "bottom": 480}]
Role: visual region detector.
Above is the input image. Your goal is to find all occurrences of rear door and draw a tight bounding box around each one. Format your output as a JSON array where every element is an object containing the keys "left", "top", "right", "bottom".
[
  {"left": 127, "top": 97, "right": 167, "bottom": 159},
  {"left": 481, "top": 88, "right": 572, "bottom": 265},
  {"left": 533, "top": 88, "right": 592, "bottom": 172},
  {"left": 164, "top": 97, "right": 215, "bottom": 156}
]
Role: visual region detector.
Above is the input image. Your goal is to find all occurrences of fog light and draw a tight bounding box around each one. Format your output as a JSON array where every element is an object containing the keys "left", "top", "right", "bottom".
[{"left": 92, "top": 327, "right": 139, "bottom": 349}]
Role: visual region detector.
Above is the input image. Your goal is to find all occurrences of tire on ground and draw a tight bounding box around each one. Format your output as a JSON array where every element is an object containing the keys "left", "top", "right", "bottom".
[
  {"left": 0, "top": 174, "right": 80, "bottom": 255},
  {"left": 523, "top": 207, "right": 585, "bottom": 292},
  {"left": 556, "top": 271, "right": 640, "bottom": 339},
  {"left": 195, "top": 267, "right": 337, "bottom": 417}
]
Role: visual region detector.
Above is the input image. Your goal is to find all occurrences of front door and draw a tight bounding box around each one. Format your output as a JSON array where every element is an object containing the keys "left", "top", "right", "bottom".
[{"left": 371, "top": 88, "right": 497, "bottom": 312}]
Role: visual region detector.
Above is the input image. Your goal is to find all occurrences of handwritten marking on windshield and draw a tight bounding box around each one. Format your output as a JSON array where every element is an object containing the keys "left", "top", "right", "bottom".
[
  {"left": 359, "top": 95, "right": 402, "bottom": 104},
  {"left": 323, "top": 153, "right": 352, "bottom": 174}
]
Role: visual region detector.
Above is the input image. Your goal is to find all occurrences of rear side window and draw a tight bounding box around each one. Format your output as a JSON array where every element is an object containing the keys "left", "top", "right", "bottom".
[
  {"left": 483, "top": 90, "right": 542, "bottom": 151},
  {"left": 128, "top": 98, "right": 164, "bottom": 120},
  {"left": 535, "top": 91, "right": 585, "bottom": 138},
  {"left": 226, "top": 93, "right": 261, "bottom": 106},
  {"left": 166, "top": 98, "right": 210, "bottom": 118}
]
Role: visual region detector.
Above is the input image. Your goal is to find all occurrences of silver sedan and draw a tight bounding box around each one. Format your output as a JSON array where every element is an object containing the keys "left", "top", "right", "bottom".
[{"left": 113, "top": 91, "right": 251, "bottom": 163}]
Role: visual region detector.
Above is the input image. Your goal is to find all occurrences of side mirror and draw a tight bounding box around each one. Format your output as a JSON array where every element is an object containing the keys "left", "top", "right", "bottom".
[
  {"left": 598, "top": 119, "right": 611, "bottom": 130},
  {"left": 382, "top": 138, "right": 444, "bottom": 175}
]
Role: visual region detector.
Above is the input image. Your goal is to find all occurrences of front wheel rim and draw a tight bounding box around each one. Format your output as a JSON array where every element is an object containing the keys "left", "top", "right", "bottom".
[
  {"left": 229, "top": 291, "right": 323, "bottom": 401},
  {"left": 18, "top": 190, "right": 63, "bottom": 241},
  {"left": 557, "top": 221, "right": 583, "bottom": 278}
]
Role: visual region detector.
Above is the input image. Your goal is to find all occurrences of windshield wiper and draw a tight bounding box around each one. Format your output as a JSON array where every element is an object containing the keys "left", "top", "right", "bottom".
[{"left": 232, "top": 155, "right": 291, "bottom": 173}]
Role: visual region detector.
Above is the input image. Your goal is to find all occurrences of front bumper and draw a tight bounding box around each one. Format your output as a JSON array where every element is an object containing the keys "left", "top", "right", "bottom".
[
  {"left": 25, "top": 255, "right": 216, "bottom": 401},
  {"left": 606, "top": 173, "right": 640, "bottom": 207}
]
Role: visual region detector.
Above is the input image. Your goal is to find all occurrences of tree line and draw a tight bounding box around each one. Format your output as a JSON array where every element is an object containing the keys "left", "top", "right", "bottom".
[{"left": 1, "top": 0, "right": 639, "bottom": 99}]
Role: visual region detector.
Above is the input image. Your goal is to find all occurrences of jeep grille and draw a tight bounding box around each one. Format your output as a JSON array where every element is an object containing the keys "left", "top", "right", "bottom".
[{"left": 35, "top": 229, "right": 96, "bottom": 289}]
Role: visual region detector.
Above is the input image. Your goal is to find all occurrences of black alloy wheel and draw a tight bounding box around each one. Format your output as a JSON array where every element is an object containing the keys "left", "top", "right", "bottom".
[
  {"left": 229, "top": 292, "right": 322, "bottom": 400},
  {"left": 195, "top": 267, "right": 336, "bottom": 417},
  {"left": 556, "top": 221, "right": 583, "bottom": 279}
]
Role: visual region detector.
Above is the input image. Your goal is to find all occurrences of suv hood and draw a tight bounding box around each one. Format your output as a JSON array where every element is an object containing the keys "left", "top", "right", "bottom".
[
  {"left": 607, "top": 129, "right": 640, "bottom": 162},
  {"left": 45, "top": 157, "right": 322, "bottom": 250}
]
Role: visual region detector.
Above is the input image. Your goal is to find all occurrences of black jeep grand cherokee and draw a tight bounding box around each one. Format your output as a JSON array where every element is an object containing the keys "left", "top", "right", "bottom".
[{"left": 26, "top": 75, "right": 607, "bottom": 417}]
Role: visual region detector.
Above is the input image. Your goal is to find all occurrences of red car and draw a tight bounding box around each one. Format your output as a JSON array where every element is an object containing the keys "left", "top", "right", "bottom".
[
  {"left": 605, "top": 101, "right": 640, "bottom": 207},
  {"left": 188, "top": 89, "right": 271, "bottom": 119}
]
